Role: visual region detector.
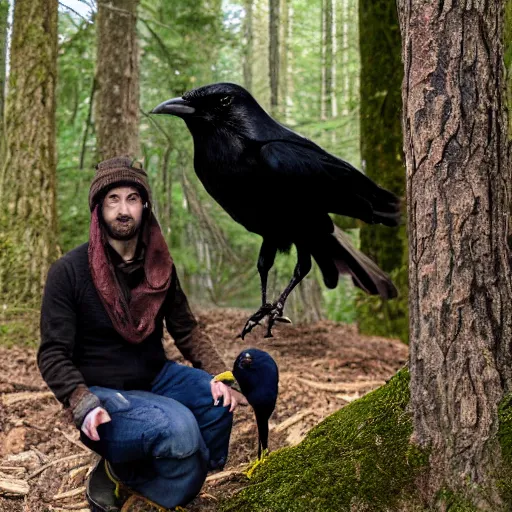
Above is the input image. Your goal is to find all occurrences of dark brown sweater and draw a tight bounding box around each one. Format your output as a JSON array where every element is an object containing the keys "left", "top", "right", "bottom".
[{"left": 38, "top": 243, "right": 226, "bottom": 414}]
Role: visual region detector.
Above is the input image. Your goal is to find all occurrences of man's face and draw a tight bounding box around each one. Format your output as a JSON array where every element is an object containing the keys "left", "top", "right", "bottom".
[{"left": 101, "top": 186, "right": 144, "bottom": 241}]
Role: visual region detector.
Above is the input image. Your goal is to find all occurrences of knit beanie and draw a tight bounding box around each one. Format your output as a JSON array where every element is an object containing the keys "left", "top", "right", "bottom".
[{"left": 89, "top": 156, "right": 152, "bottom": 211}]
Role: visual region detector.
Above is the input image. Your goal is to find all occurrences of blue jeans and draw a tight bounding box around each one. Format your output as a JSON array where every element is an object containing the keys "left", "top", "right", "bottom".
[{"left": 80, "top": 361, "right": 233, "bottom": 508}]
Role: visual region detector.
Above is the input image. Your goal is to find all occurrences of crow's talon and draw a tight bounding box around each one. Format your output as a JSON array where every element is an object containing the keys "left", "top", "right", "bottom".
[{"left": 241, "top": 302, "right": 288, "bottom": 338}]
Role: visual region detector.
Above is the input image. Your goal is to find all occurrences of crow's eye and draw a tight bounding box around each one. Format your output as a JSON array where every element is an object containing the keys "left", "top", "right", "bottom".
[{"left": 220, "top": 96, "right": 233, "bottom": 107}]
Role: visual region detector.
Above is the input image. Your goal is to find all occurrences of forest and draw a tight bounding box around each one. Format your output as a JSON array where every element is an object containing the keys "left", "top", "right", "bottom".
[{"left": 0, "top": 0, "right": 511, "bottom": 511}]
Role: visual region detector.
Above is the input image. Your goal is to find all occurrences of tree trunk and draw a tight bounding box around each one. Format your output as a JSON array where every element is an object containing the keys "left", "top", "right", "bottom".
[
  {"left": 330, "top": 0, "right": 337, "bottom": 121},
  {"left": 504, "top": 0, "right": 512, "bottom": 249},
  {"left": 0, "top": 0, "right": 9, "bottom": 125},
  {"left": 284, "top": 2, "right": 294, "bottom": 124},
  {"left": 505, "top": 0, "right": 512, "bottom": 137},
  {"left": 95, "top": 0, "right": 140, "bottom": 160},
  {"left": 243, "top": 0, "right": 253, "bottom": 92},
  {"left": 357, "top": 0, "right": 407, "bottom": 342},
  {"left": 0, "top": 0, "right": 58, "bottom": 307},
  {"left": 279, "top": 0, "right": 288, "bottom": 120},
  {"left": 321, "top": 0, "right": 333, "bottom": 121},
  {"left": 399, "top": 0, "right": 512, "bottom": 506},
  {"left": 339, "top": 0, "right": 350, "bottom": 116},
  {"left": 269, "top": 0, "right": 280, "bottom": 116},
  {"left": 252, "top": 0, "right": 270, "bottom": 109}
]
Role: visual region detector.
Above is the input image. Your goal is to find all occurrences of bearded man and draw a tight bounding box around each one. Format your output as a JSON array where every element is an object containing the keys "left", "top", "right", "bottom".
[{"left": 38, "top": 156, "right": 246, "bottom": 512}]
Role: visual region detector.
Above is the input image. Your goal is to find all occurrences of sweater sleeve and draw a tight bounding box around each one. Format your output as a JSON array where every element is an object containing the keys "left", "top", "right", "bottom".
[
  {"left": 165, "top": 271, "right": 227, "bottom": 376},
  {"left": 38, "top": 258, "right": 88, "bottom": 406}
]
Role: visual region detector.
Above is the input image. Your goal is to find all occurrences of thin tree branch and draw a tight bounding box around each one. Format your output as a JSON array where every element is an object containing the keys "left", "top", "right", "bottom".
[
  {"left": 139, "top": 18, "right": 176, "bottom": 69},
  {"left": 58, "top": 2, "right": 91, "bottom": 22},
  {"left": 97, "top": 2, "right": 133, "bottom": 18},
  {"left": 140, "top": 108, "right": 173, "bottom": 146}
]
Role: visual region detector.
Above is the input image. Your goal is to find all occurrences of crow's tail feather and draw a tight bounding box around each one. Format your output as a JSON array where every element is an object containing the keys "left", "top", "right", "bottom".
[{"left": 311, "top": 227, "right": 398, "bottom": 299}]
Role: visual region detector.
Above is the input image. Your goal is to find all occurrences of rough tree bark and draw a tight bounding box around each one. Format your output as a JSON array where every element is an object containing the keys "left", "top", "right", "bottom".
[
  {"left": 398, "top": 0, "right": 512, "bottom": 506},
  {"left": 95, "top": 0, "right": 140, "bottom": 160},
  {"left": 357, "top": 0, "right": 407, "bottom": 341},
  {"left": 0, "top": 0, "right": 58, "bottom": 306},
  {"left": 269, "top": 0, "right": 280, "bottom": 116},
  {"left": 321, "top": 0, "right": 333, "bottom": 121}
]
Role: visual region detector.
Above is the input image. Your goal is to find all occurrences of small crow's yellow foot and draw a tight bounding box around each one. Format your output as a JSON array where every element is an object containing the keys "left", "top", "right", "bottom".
[
  {"left": 239, "top": 303, "right": 274, "bottom": 339},
  {"left": 245, "top": 449, "right": 270, "bottom": 479}
]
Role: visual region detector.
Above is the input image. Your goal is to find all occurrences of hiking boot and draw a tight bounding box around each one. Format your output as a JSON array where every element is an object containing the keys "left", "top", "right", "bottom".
[
  {"left": 106, "top": 461, "right": 178, "bottom": 512},
  {"left": 86, "top": 458, "right": 122, "bottom": 512}
]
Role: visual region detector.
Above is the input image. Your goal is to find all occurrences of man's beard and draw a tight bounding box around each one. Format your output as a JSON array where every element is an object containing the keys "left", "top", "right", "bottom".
[{"left": 104, "top": 215, "right": 141, "bottom": 241}]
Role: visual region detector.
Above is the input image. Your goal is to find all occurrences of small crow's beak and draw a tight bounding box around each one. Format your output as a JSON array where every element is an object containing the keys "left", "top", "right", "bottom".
[{"left": 151, "top": 97, "right": 195, "bottom": 116}]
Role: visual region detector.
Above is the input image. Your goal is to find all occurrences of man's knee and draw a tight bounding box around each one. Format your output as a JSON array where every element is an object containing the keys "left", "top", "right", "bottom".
[{"left": 150, "top": 406, "right": 205, "bottom": 460}]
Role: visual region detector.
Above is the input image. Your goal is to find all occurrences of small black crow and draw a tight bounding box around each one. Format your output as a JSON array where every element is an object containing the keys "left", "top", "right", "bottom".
[
  {"left": 214, "top": 348, "right": 279, "bottom": 459},
  {"left": 152, "top": 83, "right": 400, "bottom": 338}
]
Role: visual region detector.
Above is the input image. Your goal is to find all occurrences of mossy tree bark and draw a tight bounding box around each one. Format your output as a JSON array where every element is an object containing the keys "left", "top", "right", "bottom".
[
  {"left": 399, "top": 0, "right": 512, "bottom": 506},
  {"left": 95, "top": 0, "right": 140, "bottom": 160},
  {"left": 357, "top": 0, "right": 408, "bottom": 342},
  {"left": 0, "top": 0, "right": 58, "bottom": 307}
]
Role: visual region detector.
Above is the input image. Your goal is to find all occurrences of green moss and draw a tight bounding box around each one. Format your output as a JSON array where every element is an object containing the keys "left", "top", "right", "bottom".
[
  {"left": 222, "top": 369, "right": 428, "bottom": 512},
  {"left": 433, "top": 490, "right": 480, "bottom": 512},
  {"left": 497, "top": 393, "right": 512, "bottom": 506}
]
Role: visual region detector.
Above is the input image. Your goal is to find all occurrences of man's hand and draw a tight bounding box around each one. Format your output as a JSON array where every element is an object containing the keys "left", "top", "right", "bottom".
[
  {"left": 81, "top": 406, "right": 112, "bottom": 441},
  {"left": 210, "top": 380, "right": 248, "bottom": 412}
]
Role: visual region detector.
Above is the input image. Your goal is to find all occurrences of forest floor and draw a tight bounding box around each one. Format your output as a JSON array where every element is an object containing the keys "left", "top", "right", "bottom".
[{"left": 0, "top": 308, "right": 407, "bottom": 512}]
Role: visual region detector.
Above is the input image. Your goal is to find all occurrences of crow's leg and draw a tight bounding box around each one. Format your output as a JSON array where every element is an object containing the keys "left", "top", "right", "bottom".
[
  {"left": 265, "top": 245, "right": 311, "bottom": 338},
  {"left": 258, "top": 238, "right": 277, "bottom": 306},
  {"left": 240, "top": 240, "right": 278, "bottom": 339}
]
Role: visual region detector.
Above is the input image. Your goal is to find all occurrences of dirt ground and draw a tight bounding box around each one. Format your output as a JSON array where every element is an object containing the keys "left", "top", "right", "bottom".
[{"left": 0, "top": 308, "right": 407, "bottom": 512}]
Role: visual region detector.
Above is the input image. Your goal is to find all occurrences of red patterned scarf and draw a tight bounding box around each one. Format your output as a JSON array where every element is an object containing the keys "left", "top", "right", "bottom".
[{"left": 88, "top": 205, "right": 173, "bottom": 343}]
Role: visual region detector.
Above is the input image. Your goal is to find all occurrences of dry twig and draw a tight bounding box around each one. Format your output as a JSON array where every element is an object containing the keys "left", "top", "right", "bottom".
[
  {"left": 2, "top": 391, "right": 55, "bottom": 406},
  {"left": 272, "top": 408, "right": 319, "bottom": 433},
  {"left": 53, "top": 486, "right": 86, "bottom": 500},
  {"left": 205, "top": 469, "right": 242, "bottom": 483},
  {"left": 50, "top": 505, "right": 89, "bottom": 512},
  {"left": 27, "top": 453, "right": 92, "bottom": 480},
  {"left": 30, "top": 446, "right": 50, "bottom": 463},
  {"left": 0, "top": 477, "right": 29, "bottom": 496},
  {"left": 54, "top": 428, "right": 90, "bottom": 453}
]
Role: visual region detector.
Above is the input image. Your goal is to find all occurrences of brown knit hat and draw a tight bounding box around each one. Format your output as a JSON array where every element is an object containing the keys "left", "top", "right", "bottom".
[{"left": 89, "top": 156, "right": 152, "bottom": 211}]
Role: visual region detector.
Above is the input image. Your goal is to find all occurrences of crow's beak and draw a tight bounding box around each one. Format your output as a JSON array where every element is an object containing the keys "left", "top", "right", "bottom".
[{"left": 151, "top": 97, "right": 195, "bottom": 116}]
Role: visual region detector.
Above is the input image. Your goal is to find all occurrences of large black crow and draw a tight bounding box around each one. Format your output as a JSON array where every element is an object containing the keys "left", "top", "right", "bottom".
[{"left": 151, "top": 83, "right": 400, "bottom": 338}]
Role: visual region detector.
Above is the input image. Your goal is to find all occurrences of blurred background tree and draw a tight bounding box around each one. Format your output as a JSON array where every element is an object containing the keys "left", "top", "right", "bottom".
[
  {"left": 0, "top": 0, "right": 58, "bottom": 311},
  {"left": 0, "top": 0, "right": 409, "bottom": 344},
  {"left": 357, "top": 0, "right": 407, "bottom": 342}
]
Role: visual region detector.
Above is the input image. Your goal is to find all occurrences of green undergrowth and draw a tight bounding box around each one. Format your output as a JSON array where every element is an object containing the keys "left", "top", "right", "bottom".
[
  {"left": 0, "top": 307, "right": 40, "bottom": 348},
  {"left": 497, "top": 392, "right": 512, "bottom": 507},
  {"left": 222, "top": 369, "right": 429, "bottom": 512}
]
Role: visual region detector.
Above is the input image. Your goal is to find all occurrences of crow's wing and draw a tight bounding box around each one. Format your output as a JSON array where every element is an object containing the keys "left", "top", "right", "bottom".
[{"left": 259, "top": 139, "right": 400, "bottom": 226}]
